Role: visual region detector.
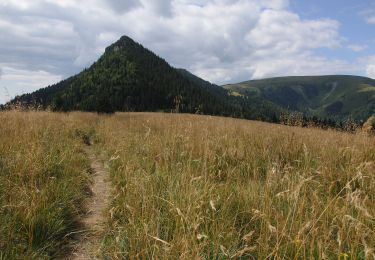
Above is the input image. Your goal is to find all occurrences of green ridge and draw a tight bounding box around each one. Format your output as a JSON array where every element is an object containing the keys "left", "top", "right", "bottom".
[{"left": 224, "top": 75, "right": 375, "bottom": 121}]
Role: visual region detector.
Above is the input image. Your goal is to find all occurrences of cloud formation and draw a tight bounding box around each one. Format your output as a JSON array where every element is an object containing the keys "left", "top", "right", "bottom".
[
  {"left": 0, "top": 0, "right": 373, "bottom": 103},
  {"left": 368, "top": 65, "right": 375, "bottom": 78},
  {"left": 0, "top": 66, "right": 62, "bottom": 104},
  {"left": 366, "top": 56, "right": 375, "bottom": 79},
  {"left": 106, "top": 0, "right": 142, "bottom": 14},
  {"left": 364, "top": 10, "right": 375, "bottom": 24},
  {"left": 348, "top": 44, "right": 368, "bottom": 52}
]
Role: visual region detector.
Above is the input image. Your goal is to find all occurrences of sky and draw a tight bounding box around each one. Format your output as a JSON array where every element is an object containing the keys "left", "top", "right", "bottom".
[{"left": 0, "top": 0, "right": 374, "bottom": 104}]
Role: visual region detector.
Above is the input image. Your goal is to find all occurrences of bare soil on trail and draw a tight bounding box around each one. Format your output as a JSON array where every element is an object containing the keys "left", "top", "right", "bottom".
[{"left": 70, "top": 147, "right": 111, "bottom": 260}]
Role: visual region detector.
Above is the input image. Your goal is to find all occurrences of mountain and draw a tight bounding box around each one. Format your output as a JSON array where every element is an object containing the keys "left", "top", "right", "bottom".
[
  {"left": 8, "top": 36, "right": 245, "bottom": 116},
  {"left": 224, "top": 75, "right": 375, "bottom": 121},
  {"left": 7, "top": 36, "right": 374, "bottom": 124}
]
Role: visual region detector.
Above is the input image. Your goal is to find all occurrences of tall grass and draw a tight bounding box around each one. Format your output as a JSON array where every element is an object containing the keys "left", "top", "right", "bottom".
[
  {"left": 95, "top": 113, "right": 375, "bottom": 259},
  {"left": 0, "top": 111, "right": 96, "bottom": 258},
  {"left": 1, "top": 111, "right": 374, "bottom": 259}
]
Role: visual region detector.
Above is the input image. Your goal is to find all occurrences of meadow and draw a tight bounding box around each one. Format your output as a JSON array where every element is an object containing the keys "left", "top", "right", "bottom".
[
  {"left": 0, "top": 112, "right": 96, "bottom": 258},
  {"left": 0, "top": 111, "right": 374, "bottom": 259}
]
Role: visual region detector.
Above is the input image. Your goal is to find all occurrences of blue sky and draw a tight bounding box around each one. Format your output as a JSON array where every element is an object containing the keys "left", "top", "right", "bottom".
[
  {"left": 291, "top": 0, "right": 375, "bottom": 61},
  {"left": 0, "top": 0, "right": 374, "bottom": 104}
]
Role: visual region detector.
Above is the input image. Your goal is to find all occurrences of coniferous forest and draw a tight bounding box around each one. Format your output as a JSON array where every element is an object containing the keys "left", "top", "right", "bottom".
[{"left": 4, "top": 36, "right": 375, "bottom": 129}]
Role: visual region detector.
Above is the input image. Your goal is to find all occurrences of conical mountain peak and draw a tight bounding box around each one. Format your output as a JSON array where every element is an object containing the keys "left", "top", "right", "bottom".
[{"left": 8, "top": 36, "right": 242, "bottom": 117}]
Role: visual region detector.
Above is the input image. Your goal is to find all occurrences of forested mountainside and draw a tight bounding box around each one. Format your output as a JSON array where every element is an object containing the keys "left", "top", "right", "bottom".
[
  {"left": 224, "top": 75, "right": 375, "bottom": 121},
  {"left": 6, "top": 36, "right": 375, "bottom": 125},
  {"left": 9, "top": 36, "right": 236, "bottom": 115},
  {"left": 6, "top": 36, "right": 281, "bottom": 121}
]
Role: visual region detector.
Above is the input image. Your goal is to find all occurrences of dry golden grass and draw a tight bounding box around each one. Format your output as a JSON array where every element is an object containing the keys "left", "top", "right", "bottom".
[
  {"left": 0, "top": 111, "right": 98, "bottom": 258},
  {"left": 1, "top": 111, "right": 374, "bottom": 259},
  {"left": 95, "top": 113, "right": 375, "bottom": 259}
]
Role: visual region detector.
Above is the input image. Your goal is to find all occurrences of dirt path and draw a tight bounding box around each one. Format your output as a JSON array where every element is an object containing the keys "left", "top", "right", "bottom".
[{"left": 70, "top": 147, "right": 111, "bottom": 259}]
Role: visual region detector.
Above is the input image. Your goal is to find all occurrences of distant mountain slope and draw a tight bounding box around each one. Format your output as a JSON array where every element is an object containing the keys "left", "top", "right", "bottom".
[
  {"left": 7, "top": 36, "right": 374, "bottom": 124},
  {"left": 9, "top": 36, "right": 241, "bottom": 116},
  {"left": 224, "top": 75, "right": 375, "bottom": 121}
]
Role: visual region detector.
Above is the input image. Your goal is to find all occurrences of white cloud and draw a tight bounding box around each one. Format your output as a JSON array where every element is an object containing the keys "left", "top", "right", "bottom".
[
  {"left": 0, "top": 0, "right": 369, "bottom": 104},
  {"left": 366, "top": 56, "right": 375, "bottom": 79},
  {"left": 354, "top": 55, "right": 375, "bottom": 79},
  {"left": 368, "top": 65, "right": 375, "bottom": 78},
  {"left": 364, "top": 10, "right": 375, "bottom": 24},
  {"left": 348, "top": 44, "right": 368, "bottom": 52},
  {"left": 368, "top": 17, "right": 375, "bottom": 24},
  {"left": 249, "top": 53, "right": 355, "bottom": 79},
  {"left": 120, "top": 0, "right": 343, "bottom": 82},
  {"left": 246, "top": 10, "right": 340, "bottom": 53},
  {"left": 0, "top": 66, "right": 62, "bottom": 104},
  {"left": 141, "top": 0, "right": 172, "bottom": 17},
  {"left": 105, "top": 0, "right": 142, "bottom": 14}
]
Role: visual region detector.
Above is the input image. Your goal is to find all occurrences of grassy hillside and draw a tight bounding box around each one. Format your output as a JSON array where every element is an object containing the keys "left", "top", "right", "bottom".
[
  {"left": 224, "top": 75, "right": 375, "bottom": 121},
  {"left": 1, "top": 111, "right": 374, "bottom": 259},
  {"left": 95, "top": 113, "right": 375, "bottom": 259}
]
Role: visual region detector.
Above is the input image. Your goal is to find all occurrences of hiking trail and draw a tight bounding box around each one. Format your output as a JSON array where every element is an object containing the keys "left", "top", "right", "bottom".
[{"left": 70, "top": 146, "right": 110, "bottom": 260}]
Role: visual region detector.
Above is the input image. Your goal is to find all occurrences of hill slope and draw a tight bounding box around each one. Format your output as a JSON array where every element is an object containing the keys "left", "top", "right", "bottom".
[
  {"left": 224, "top": 75, "right": 375, "bottom": 121},
  {"left": 7, "top": 36, "right": 374, "bottom": 123},
  {"left": 9, "top": 36, "right": 242, "bottom": 116}
]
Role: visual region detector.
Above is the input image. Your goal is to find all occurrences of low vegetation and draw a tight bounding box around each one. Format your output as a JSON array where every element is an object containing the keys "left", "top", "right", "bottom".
[
  {"left": 96, "top": 113, "right": 375, "bottom": 259},
  {"left": 0, "top": 112, "right": 96, "bottom": 258},
  {"left": 1, "top": 111, "right": 374, "bottom": 259}
]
